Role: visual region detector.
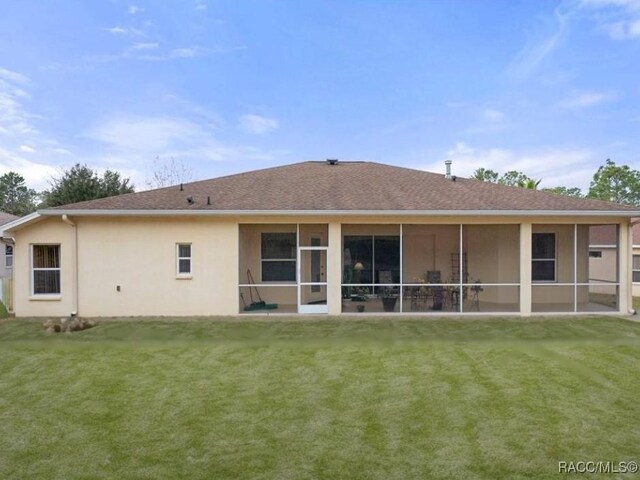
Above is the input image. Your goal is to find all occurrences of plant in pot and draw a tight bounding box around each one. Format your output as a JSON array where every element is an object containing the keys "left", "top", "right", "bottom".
[{"left": 379, "top": 286, "right": 398, "bottom": 312}]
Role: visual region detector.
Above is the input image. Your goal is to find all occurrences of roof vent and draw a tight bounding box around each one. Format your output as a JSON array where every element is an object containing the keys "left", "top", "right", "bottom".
[
  {"left": 444, "top": 160, "right": 452, "bottom": 180},
  {"left": 326, "top": 158, "right": 339, "bottom": 166},
  {"left": 187, "top": 196, "right": 194, "bottom": 205}
]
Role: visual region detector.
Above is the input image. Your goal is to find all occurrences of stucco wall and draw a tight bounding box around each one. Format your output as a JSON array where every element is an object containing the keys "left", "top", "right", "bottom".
[
  {"left": 13, "top": 217, "right": 76, "bottom": 317},
  {"left": 14, "top": 216, "right": 239, "bottom": 317}
]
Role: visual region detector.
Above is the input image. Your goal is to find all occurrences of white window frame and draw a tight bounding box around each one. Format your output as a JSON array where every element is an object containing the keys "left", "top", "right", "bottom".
[
  {"left": 633, "top": 254, "right": 640, "bottom": 284},
  {"left": 5, "top": 244, "right": 13, "bottom": 269},
  {"left": 260, "top": 232, "right": 297, "bottom": 283},
  {"left": 176, "top": 243, "right": 192, "bottom": 278},
  {"left": 31, "top": 244, "right": 61, "bottom": 297},
  {"left": 532, "top": 232, "right": 557, "bottom": 283}
]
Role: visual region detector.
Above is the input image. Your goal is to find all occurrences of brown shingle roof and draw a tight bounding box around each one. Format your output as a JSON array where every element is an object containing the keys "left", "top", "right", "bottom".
[
  {"left": 0, "top": 211, "right": 18, "bottom": 227},
  {"left": 588, "top": 222, "right": 640, "bottom": 246},
  {"left": 49, "top": 161, "right": 639, "bottom": 213}
]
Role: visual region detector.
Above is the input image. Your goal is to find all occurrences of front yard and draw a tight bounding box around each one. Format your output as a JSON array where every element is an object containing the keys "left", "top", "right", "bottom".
[{"left": 1, "top": 316, "right": 639, "bottom": 479}]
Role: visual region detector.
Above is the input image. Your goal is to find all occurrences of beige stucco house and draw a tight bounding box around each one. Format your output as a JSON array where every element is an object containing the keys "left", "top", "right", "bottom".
[{"left": 3, "top": 160, "right": 639, "bottom": 317}]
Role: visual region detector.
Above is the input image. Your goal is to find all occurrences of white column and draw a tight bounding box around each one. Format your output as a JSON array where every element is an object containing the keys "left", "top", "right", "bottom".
[
  {"left": 328, "top": 222, "right": 342, "bottom": 315},
  {"left": 520, "top": 222, "right": 532, "bottom": 316},
  {"left": 619, "top": 220, "right": 630, "bottom": 314}
]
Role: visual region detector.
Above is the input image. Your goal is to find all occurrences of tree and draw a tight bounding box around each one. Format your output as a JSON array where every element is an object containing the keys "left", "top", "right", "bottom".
[
  {"left": 542, "top": 186, "right": 583, "bottom": 198},
  {"left": 474, "top": 168, "right": 542, "bottom": 189},
  {"left": 42, "top": 164, "right": 135, "bottom": 207},
  {"left": 498, "top": 170, "right": 535, "bottom": 187},
  {"left": 472, "top": 168, "right": 499, "bottom": 183},
  {"left": 587, "top": 159, "right": 640, "bottom": 206},
  {"left": 0, "top": 172, "right": 38, "bottom": 215},
  {"left": 145, "top": 156, "right": 193, "bottom": 189}
]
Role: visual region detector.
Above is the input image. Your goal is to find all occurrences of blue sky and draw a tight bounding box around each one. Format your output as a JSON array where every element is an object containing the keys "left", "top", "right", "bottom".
[{"left": 0, "top": 0, "right": 639, "bottom": 191}]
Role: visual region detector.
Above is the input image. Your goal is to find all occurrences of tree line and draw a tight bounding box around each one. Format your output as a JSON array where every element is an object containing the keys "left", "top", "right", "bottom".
[{"left": 472, "top": 159, "right": 640, "bottom": 206}]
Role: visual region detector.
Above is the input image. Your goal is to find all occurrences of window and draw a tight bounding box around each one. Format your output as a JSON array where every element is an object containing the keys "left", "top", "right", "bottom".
[
  {"left": 32, "top": 245, "right": 60, "bottom": 295},
  {"left": 633, "top": 255, "right": 640, "bottom": 283},
  {"left": 5, "top": 245, "right": 13, "bottom": 268},
  {"left": 343, "top": 235, "right": 400, "bottom": 284},
  {"left": 261, "top": 232, "right": 296, "bottom": 282},
  {"left": 589, "top": 250, "right": 602, "bottom": 258},
  {"left": 176, "top": 244, "right": 192, "bottom": 276},
  {"left": 532, "top": 233, "right": 556, "bottom": 282}
]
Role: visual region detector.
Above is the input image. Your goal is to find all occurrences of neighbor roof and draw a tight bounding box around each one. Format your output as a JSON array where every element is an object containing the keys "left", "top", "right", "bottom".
[
  {"left": 47, "top": 161, "right": 638, "bottom": 214},
  {"left": 588, "top": 222, "right": 640, "bottom": 246},
  {"left": 0, "top": 211, "right": 18, "bottom": 228}
]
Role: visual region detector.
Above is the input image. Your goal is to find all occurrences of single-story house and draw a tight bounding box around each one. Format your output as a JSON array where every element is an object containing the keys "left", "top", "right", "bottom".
[
  {"left": 3, "top": 160, "right": 640, "bottom": 317},
  {"left": 589, "top": 222, "right": 640, "bottom": 297}
]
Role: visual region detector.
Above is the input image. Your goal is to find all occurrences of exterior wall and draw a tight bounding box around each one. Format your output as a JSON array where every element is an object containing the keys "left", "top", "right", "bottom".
[
  {"left": 11, "top": 213, "right": 632, "bottom": 317},
  {"left": 14, "top": 216, "right": 239, "bottom": 317},
  {"left": 588, "top": 247, "right": 617, "bottom": 295},
  {"left": 13, "top": 217, "right": 76, "bottom": 317}
]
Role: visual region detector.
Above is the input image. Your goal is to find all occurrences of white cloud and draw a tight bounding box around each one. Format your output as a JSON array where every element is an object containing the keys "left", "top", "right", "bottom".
[
  {"left": 424, "top": 141, "right": 596, "bottom": 190},
  {"left": 239, "top": 114, "right": 279, "bottom": 135},
  {"left": 87, "top": 115, "right": 203, "bottom": 151},
  {"left": 131, "top": 42, "right": 159, "bottom": 51},
  {"left": 0, "top": 67, "right": 29, "bottom": 84},
  {"left": 0, "top": 68, "right": 38, "bottom": 136},
  {"left": 507, "top": 5, "right": 572, "bottom": 79},
  {"left": 580, "top": 0, "right": 640, "bottom": 39},
  {"left": 19, "top": 145, "right": 35, "bottom": 153},
  {"left": 195, "top": 0, "right": 207, "bottom": 11},
  {"left": 128, "top": 5, "right": 144, "bottom": 14},
  {"left": 85, "top": 113, "right": 278, "bottom": 189},
  {"left": 103, "top": 26, "right": 143, "bottom": 36},
  {"left": 560, "top": 91, "right": 615, "bottom": 108},
  {"left": 482, "top": 109, "right": 505, "bottom": 122},
  {"left": 0, "top": 147, "right": 59, "bottom": 190}
]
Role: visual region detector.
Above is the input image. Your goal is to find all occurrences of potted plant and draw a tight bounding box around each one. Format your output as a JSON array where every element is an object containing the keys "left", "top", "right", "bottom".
[{"left": 379, "top": 286, "right": 398, "bottom": 312}]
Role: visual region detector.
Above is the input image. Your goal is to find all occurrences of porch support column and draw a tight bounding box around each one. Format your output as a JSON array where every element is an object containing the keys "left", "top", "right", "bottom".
[
  {"left": 619, "top": 220, "right": 630, "bottom": 314},
  {"left": 328, "top": 222, "right": 342, "bottom": 315},
  {"left": 520, "top": 222, "right": 532, "bottom": 316}
]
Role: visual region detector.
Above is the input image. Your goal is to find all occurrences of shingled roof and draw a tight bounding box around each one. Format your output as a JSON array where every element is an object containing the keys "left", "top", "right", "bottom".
[{"left": 48, "top": 161, "right": 638, "bottom": 213}]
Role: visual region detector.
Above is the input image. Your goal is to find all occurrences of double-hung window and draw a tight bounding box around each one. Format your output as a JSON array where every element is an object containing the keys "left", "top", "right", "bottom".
[
  {"left": 532, "top": 233, "right": 556, "bottom": 282},
  {"left": 5, "top": 245, "right": 13, "bottom": 268},
  {"left": 633, "top": 255, "right": 640, "bottom": 283},
  {"left": 261, "top": 233, "right": 296, "bottom": 282},
  {"left": 32, "top": 245, "right": 61, "bottom": 295},
  {"left": 176, "top": 243, "right": 192, "bottom": 277}
]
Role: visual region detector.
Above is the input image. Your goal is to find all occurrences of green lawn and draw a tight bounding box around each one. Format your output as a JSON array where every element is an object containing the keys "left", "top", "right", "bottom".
[{"left": 1, "top": 317, "right": 640, "bottom": 480}]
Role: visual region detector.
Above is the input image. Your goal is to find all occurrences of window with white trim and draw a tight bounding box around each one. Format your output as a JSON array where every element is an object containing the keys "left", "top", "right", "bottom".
[
  {"left": 32, "top": 245, "right": 60, "bottom": 295},
  {"left": 633, "top": 255, "right": 640, "bottom": 283},
  {"left": 261, "top": 232, "right": 296, "bottom": 282},
  {"left": 176, "top": 243, "right": 192, "bottom": 276},
  {"left": 5, "top": 244, "right": 13, "bottom": 268},
  {"left": 532, "top": 233, "right": 556, "bottom": 282}
]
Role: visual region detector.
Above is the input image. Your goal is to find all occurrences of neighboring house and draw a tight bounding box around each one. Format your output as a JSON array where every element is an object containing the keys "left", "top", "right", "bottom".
[
  {"left": 3, "top": 160, "right": 640, "bottom": 317},
  {"left": 0, "top": 211, "right": 18, "bottom": 279},
  {"left": 589, "top": 222, "right": 640, "bottom": 298}
]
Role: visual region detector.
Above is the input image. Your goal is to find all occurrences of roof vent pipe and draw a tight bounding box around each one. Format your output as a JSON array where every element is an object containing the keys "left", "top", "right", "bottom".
[{"left": 444, "top": 160, "right": 452, "bottom": 179}]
